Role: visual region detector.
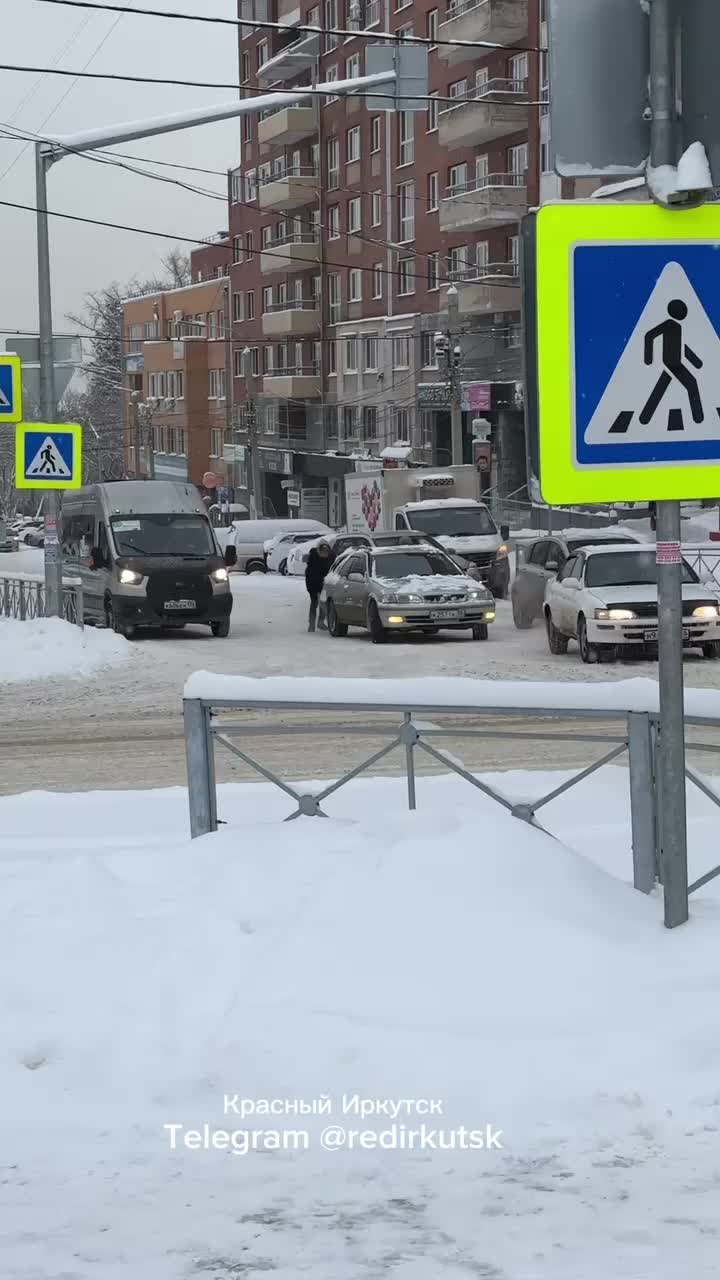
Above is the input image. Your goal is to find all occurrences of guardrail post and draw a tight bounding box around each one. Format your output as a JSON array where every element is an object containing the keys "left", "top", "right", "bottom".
[
  {"left": 2, "top": 577, "right": 8, "bottom": 618},
  {"left": 628, "top": 712, "right": 658, "bottom": 894},
  {"left": 18, "top": 580, "right": 26, "bottom": 621},
  {"left": 73, "top": 584, "right": 84, "bottom": 630},
  {"left": 184, "top": 699, "right": 217, "bottom": 838}
]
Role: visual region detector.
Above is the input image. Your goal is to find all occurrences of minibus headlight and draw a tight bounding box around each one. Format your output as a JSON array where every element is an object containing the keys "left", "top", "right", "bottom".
[{"left": 119, "top": 569, "right": 143, "bottom": 586}]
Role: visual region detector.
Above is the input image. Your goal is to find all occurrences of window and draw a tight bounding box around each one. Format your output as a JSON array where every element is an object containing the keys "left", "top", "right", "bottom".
[
  {"left": 426, "top": 93, "right": 439, "bottom": 133},
  {"left": 242, "top": 113, "right": 252, "bottom": 144},
  {"left": 475, "top": 67, "right": 489, "bottom": 95},
  {"left": 371, "top": 116, "right": 381, "bottom": 153},
  {"left": 421, "top": 332, "right": 438, "bottom": 368},
  {"left": 257, "top": 39, "right": 268, "bottom": 68},
  {"left": 345, "top": 335, "right": 358, "bottom": 371},
  {"left": 233, "top": 348, "right": 244, "bottom": 378},
  {"left": 427, "top": 252, "right": 440, "bottom": 291},
  {"left": 217, "top": 309, "right": 226, "bottom": 339},
  {"left": 349, "top": 268, "right": 362, "bottom": 302},
  {"left": 475, "top": 240, "right": 489, "bottom": 274},
  {"left": 449, "top": 78, "right": 467, "bottom": 99},
  {"left": 208, "top": 368, "right": 227, "bottom": 399},
  {"left": 398, "top": 258, "right": 415, "bottom": 296},
  {"left": 324, "top": 64, "right": 339, "bottom": 101},
  {"left": 207, "top": 311, "right": 217, "bottom": 339},
  {"left": 231, "top": 170, "right": 243, "bottom": 203},
  {"left": 427, "top": 8, "right": 438, "bottom": 46},
  {"left": 328, "top": 205, "right": 340, "bottom": 239},
  {"left": 508, "top": 234, "right": 520, "bottom": 269},
  {"left": 363, "top": 333, "right": 378, "bottom": 370},
  {"left": 508, "top": 142, "right": 528, "bottom": 180},
  {"left": 371, "top": 263, "right": 383, "bottom": 299},
  {"left": 449, "top": 244, "right": 470, "bottom": 279},
  {"left": 371, "top": 190, "right": 382, "bottom": 227},
  {"left": 246, "top": 291, "right": 255, "bottom": 320},
  {"left": 325, "top": 0, "right": 338, "bottom": 50},
  {"left": 395, "top": 0, "right": 411, "bottom": 10},
  {"left": 348, "top": 197, "right": 361, "bottom": 233},
  {"left": 345, "top": 52, "right": 360, "bottom": 78},
  {"left": 312, "top": 275, "right": 321, "bottom": 300},
  {"left": 393, "top": 407, "right": 411, "bottom": 438},
  {"left": 232, "top": 235, "right": 243, "bottom": 264},
  {"left": 427, "top": 171, "right": 439, "bottom": 211},
  {"left": 211, "top": 428, "right": 224, "bottom": 458},
  {"left": 346, "top": 127, "right": 360, "bottom": 163},
  {"left": 475, "top": 153, "right": 489, "bottom": 187},
  {"left": 262, "top": 346, "right": 271, "bottom": 375},
  {"left": 362, "top": 406, "right": 378, "bottom": 438},
  {"left": 246, "top": 169, "right": 257, "bottom": 202},
  {"left": 327, "top": 137, "right": 339, "bottom": 189},
  {"left": 449, "top": 162, "right": 468, "bottom": 194},
  {"left": 232, "top": 291, "right": 243, "bottom": 323},
  {"left": 262, "top": 286, "right": 273, "bottom": 313},
  {"left": 392, "top": 333, "right": 411, "bottom": 368},
  {"left": 241, "top": 51, "right": 249, "bottom": 82},
  {"left": 396, "top": 23, "right": 413, "bottom": 40},
  {"left": 328, "top": 339, "right": 337, "bottom": 375},
  {"left": 510, "top": 52, "right": 528, "bottom": 85},
  {"left": 541, "top": 141, "right": 551, "bottom": 174},
  {"left": 397, "top": 180, "right": 415, "bottom": 242},
  {"left": 261, "top": 225, "right": 272, "bottom": 250},
  {"left": 245, "top": 230, "right": 255, "bottom": 257},
  {"left": 343, "top": 406, "right": 356, "bottom": 439},
  {"left": 328, "top": 272, "right": 341, "bottom": 314},
  {"left": 398, "top": 111, "right": 414, "bottom": 165},
  {"left": 251, "top": 348, "right": 260, "bottom": 376}
]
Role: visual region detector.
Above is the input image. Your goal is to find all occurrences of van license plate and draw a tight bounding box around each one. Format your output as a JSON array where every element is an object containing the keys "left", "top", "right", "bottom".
[
  {"left": 431, "top": 609, "right": 460, "bottom": 620},
  {"left": 165, "top": 598, "right": 196, "bottom": 610},
  {"left": 644, "top": 628, "right": 689, "bottom": 642}
]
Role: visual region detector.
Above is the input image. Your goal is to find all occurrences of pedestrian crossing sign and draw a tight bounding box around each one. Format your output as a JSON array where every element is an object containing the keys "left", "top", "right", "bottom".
[
  {"left": 16, "top": 422, "right": 83, "bottom": 490},
  {"left": 0, "top": 354, "right": 23, "bottom": 424},
  {"left": 536, "top": 203, "right": 720, "bottom": 503}
]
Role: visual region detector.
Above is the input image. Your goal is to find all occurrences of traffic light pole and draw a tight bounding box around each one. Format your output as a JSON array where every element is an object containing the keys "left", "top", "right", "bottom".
[{"left": 650, "top": 0, "right": 689, "bottom": 928}]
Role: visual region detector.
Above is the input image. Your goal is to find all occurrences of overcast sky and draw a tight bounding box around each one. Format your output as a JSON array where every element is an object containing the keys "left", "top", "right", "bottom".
[{"left": 0, "top": 0, "right": 240, "bottom": 333}]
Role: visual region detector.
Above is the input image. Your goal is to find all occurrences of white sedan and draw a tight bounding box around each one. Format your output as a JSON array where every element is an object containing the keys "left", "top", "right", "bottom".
[
  {"left": 266, "top": 531, "right": 321, "bottom": 575},
  {"left": 543, "top": 544, "right": 720, "bottom": 663},
  {"left": 286, "top": 531, "right": 374, "bottom": 576}
]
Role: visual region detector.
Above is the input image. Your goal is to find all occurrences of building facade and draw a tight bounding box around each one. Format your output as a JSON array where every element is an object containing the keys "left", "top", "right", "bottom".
[
  {"left": 121, "top": 259, "right": 232, "bottom": 496},
  {"left": 226, "top": 0, "right": 593, "bottom": 522}
]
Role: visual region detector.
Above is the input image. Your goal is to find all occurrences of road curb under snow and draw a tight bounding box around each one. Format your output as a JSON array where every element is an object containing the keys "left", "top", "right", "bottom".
[{"left": 0, "top": 617, "right": 130, "bottom": 684}]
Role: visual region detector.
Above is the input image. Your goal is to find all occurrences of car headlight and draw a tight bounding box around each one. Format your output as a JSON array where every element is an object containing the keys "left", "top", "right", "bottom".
[
  {"left": 211, "top": 567, "right": 229, "bottom": 584},
  {"left": 495, "top": 544, "right": 509, "bottom": 559},
  {"left": 468, "top": 589, "right": 490, "bottom": 601},
  {"left": 379, "top": 591, "right": 399, "bottom": 604},
  {"left": 398, "top": 592, "right": 422, "bottom": 603},
  {"left": 693, "top": 604, "right": 720, "bottom": 618},
  {"left": 594, "top": 608, "right": 637, "bottom": 621},
  {"left": 119, "top": 569, "right": 143, "bottom": 586}
]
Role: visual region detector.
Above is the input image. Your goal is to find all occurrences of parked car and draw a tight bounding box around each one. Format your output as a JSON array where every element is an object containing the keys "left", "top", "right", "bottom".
[
  {"left": 323, "top": 543, "right": 496, "bottom": 643},
  {"left": 23, "top": 527, "right": 45, "bottom": 549},
  {"left": 368, "top": 528, "right": 484, "bottom": 579},
  {"left": 0, "top": 520, "right": 19, "bottom": 552},
  {"left": 224, "top": 518, "right": 331, "bottom": 574},
  {"left": 511, "top": 529, "right": 646, "bottom": 628},
  {"left": 285, "top": 530, "right": 374, "bottom": 576},
  {"left": 266, "top": 531, "right": 325, "bottom": 574},
  {"left": 543, "top": 544, "right": 720, "bottom": 663}
]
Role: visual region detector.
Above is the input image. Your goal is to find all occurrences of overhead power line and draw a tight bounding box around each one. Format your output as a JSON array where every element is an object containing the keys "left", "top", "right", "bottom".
[{"left": 36, "top": 0, "right": 546, "bottom": 56}]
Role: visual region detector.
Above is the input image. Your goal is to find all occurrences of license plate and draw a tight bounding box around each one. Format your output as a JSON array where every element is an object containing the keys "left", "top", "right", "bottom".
[
  {"left": 164, "top": 598, "right": 196, "bottom": 610},
  {"left": 431, "top": 609, "right": 461, "bottom": 620},
  {"left": 644, "top": 628, "right": 689, "bottom": 641}
]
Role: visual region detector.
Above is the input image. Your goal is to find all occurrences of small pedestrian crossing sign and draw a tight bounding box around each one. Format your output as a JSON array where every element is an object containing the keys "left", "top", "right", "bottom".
[
  {"left": 536, "top": 202, "right": 720, "bottom": 503},
  {"left": 16, "top": 423, "right": 82, "bottom": 490},
  {"left": 0, "top": 354, "right": 23, "bottom": 423}
]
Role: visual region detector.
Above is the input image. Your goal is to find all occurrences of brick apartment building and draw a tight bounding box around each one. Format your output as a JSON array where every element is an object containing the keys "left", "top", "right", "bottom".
[{"left": 121, "top": 238, "right": 231, "bottom": 495}]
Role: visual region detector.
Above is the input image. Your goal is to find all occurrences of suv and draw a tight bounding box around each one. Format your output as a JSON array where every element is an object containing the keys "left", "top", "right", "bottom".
[{"left": 511, "top": 530, "right": 645, "bottom": 629}]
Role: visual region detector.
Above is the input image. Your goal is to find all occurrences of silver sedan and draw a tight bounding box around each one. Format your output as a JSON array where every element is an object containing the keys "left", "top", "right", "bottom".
[{"left": 323, "top": 544, "right": 496, "bottom": 643}]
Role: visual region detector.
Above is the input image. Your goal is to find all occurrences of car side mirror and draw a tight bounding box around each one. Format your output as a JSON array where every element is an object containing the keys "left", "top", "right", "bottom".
[
  {"left": 500, "top": 524, "right": 510, "bottom": 541},
  {"left": 546, "top": 559, "right": 560, "bottom": 573},
  {"left": 348, "top": 572, "right": 364, "bottom": 583},
  {"left": 224, "top": 544, "right": 237, "bottom": 567}
]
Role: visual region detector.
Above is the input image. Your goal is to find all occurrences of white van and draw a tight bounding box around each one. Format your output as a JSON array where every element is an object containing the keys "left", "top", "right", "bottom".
[{"left": 226, "top": 519, "right": 332, "bottom": 573}]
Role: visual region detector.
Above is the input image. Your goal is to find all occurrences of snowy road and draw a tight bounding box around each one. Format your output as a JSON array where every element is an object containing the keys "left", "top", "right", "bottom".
[{"left": 4, "top": 552, "right": 720, "bottom": 791}]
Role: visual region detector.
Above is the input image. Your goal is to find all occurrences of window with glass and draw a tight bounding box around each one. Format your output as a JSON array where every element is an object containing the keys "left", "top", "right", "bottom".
[
  {"left": 392, "top": 333, "right": 411, "bottom": 368},
  {"left": 328, "top": 339, "right": 337, "bottom": 374},
  {"left": 398, "top": 111, "right": 414, "bottom": 165},
  {"left": 427, "top": 171, "right": 439, "bottom": 211},
  {"left": 426, "top": 93, "right": 438, "bottom": 132},
  {"left": 363, "top": 333, "right": 378, "bottom": 370},
  {"left": 346, "top": 127, "right": 361, "bottom": 163},
  {"left": 362, "top": 406, "right": 378, "bottom": 438},
  {"left": 349, "top": 269, "right": 362, "bottom": 302},
  {"left": 427, "top": 252, "right": 440, "bottom": 291},
  {"left": 371, "top": 190, "right": 382, "bottom": 226},
  {"left": 328, "top": 205, "right": 340, "bottom": 239},
  {"left": 397, "top": 181, "right": 415, "bottom": 242},
  {"left": 345, "top": 335, "right": 358, "bottom": 371},
  {"left": 327, "top": 137, "right": 339, "bottom": 188},
  {"left": 372, "top": 264, "right": 383, "bottom": 298},
  {"left": 398, "top": 258, "right": 415, "bottom": 296},
  {"left": 345, "top": 52, "right": 360, "bottom": 78},
  {"left": 421, "top": 332, "right": 438, "bottom": 368},
  {"left": 371, "top": 116, "right": 381, "bottom": 152},
  {"left": 449, "top": 162, "right": 468, "bottom": 194},
  {"left": 246, "top": 291, "right": 255, "bottom": 320},
  {"left": 232, "top": 236, "right": 243, "bottom": 264},
  {"left": 262, "top": 286, "right": 272, "bottom": 313},
  {"left": 348, "top": 197, "right": 361, "bottom": 233},
  {"left": 427, "top": 7, "right": 438, "bottom": 45}
]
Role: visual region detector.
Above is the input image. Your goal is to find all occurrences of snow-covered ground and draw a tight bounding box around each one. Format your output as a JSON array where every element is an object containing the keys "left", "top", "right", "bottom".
[
  {"left": 3, "top": 771, "right": 720, "bottom": 1278},
  {"left": 0, "top": 616, "right": 130, "bottom": 684}
]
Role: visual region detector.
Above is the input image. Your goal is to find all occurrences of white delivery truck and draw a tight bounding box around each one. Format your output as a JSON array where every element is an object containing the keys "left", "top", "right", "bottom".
[{"left": 344, "top": 466, "right": 510, "bottom": 597}]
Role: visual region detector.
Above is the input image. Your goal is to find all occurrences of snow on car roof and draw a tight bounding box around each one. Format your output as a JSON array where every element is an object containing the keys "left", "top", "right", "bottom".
[
  {"left": 562, "top": 527, "right": 646, "bottom": 543},
  {"left": 403, "top": 498, "right": 485, "bottom": 510},
  {"left": 580, "top": 543, "right": 659, "bottom": 556}
]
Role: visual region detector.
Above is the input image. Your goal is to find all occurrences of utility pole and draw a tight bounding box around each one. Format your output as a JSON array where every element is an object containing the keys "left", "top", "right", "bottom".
[
  {"left": 130, "top": 391, "right": 142, "bottom": 478},
  {"left": 649, "top": 0, "right": 689, "bottom": 929},
  {"left": 446, "top": 285, "right": 463, "bottom": 465},
  {"left": 144, "top": 402, "right": 155, "bottom": 480},
  {"left": 35, "top": 145, "right": 64, "bottom": 619},
  {"left": 241, "top": 347, "right": 262, "bottom": 519}
]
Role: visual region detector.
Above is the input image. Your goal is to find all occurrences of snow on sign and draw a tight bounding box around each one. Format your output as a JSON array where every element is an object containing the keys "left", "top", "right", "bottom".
[
  {"left": 536, "top": 203, "right": 720, "bottom": 504},
  {"left": 15, "top": 422, "right": 83, "bottom": 490},
  {"left": 0, "top": 354, "right": 23, "bottom": 423}
]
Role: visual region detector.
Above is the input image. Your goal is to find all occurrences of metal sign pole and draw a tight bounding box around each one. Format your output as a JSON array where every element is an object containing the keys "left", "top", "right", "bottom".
[
  {"left": 35, "top": 143, "right": 64, "bottom": 619},
  {"left": 650, "top": 0, "right": 689, "bottom": 928}
]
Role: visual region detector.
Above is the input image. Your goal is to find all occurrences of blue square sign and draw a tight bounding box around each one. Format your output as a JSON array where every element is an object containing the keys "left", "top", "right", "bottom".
[
  {"left": 0, "top": 355, "right": 22, "bottom": 422},
  {"left": 16, "top": 423, "right": 83, "bottom": 490}
]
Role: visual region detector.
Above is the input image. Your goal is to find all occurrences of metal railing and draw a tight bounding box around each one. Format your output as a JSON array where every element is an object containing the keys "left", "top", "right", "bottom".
[
  {"left": 445, "top": 172, "right": 526, "bottom": 199},
  {"left": 259, "top": 165, "right": 318, "bottom": 184},
  {"left": 439, "top": 77, "right": 528, "bottom": 113},
  {"left": 444, "top": 0, "right": 490, "bottom": 21},
  {"left": 0, "top": 571, "right": 84, "bottom": 628},
  {"left": 683, "top": 544, "right": 720, "bottom": 590},
  {"left": 265, "top": 299, "right": 319, "bottom": 313},
  {"left": 183, "top": 688, "right": 720, "bottom": 915}
]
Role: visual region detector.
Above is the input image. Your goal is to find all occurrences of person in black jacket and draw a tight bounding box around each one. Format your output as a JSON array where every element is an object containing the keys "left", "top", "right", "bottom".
[{"left": 305, "top": 541, "right": 335, "bottom": 632}]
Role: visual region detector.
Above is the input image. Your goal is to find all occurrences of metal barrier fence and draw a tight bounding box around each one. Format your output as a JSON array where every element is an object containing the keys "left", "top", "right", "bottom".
[
  {"left": 0, "top": 572, "right": 84, "bottom": 628},
  {"left": 684, "top": 544, "right": 720, "bottom": 590},
  {"left": 183, "top": 692, "right": 720, "bottom": 912}
]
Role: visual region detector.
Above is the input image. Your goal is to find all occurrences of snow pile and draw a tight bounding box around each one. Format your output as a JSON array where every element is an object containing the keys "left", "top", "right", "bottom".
[
  {"left": 0, "top": 616, "right": 129, "bottom": 684},
  {"left": 3, "top": 775, "right": 720, "bottom": 1276},
  {"left": 648, "top": 141, "right": 714, "bottom": 204}
]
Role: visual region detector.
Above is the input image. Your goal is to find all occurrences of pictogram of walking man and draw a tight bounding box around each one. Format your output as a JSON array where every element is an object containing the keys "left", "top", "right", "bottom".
[
  {"left": 36, "top": 442, "right": 58, "bottom": 474},
  {"left": 640, "top": 298, "right": 704, "bottom": 426}
]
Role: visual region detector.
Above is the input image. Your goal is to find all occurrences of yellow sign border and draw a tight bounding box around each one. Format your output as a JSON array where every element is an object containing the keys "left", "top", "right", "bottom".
[
  {"left": 537, "top": 203, "right": 720, "bottom": 504},
  {"left": 15, "top": 422, "right": 83, "bottom": 490},
  {"left": 0, "top": 354, "right": 23, "bottom": 424}
]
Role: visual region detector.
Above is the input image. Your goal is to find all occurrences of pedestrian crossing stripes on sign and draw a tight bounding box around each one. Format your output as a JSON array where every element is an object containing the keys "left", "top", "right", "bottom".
[{"left": 573, "top": 243, "right": 720, "bottom": 467}]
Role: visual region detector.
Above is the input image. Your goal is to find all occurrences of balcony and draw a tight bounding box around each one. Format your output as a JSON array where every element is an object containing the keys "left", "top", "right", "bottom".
[
  {"left": 261, "top": 233, "right": 321, "bottom": 274},
  {"left": 439, "top": 173, "right": 526, "bottom": 233},
  {"left": 258, "top": 105, "right": 316, "bottom": 148},
  {"left": 262, "top": 301, "right": 321, "bottom": 338},
  {"left": 438, "top": 0, "right": 528, "bottom": 64},
  {"left": 438, "top": 79, "right": 528, "bottom": 149},
  {"left": 258, "top": 165, "right": 318, "bottom": 212},
  {"left": 256, "top": 31, "right": 320, "bottom": 83},
  {"left": 260, "top": 366, "right": 321, "bottom": 399},
  {"left": 455, "top": 263, "right": 521, "bottom": 315}
]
